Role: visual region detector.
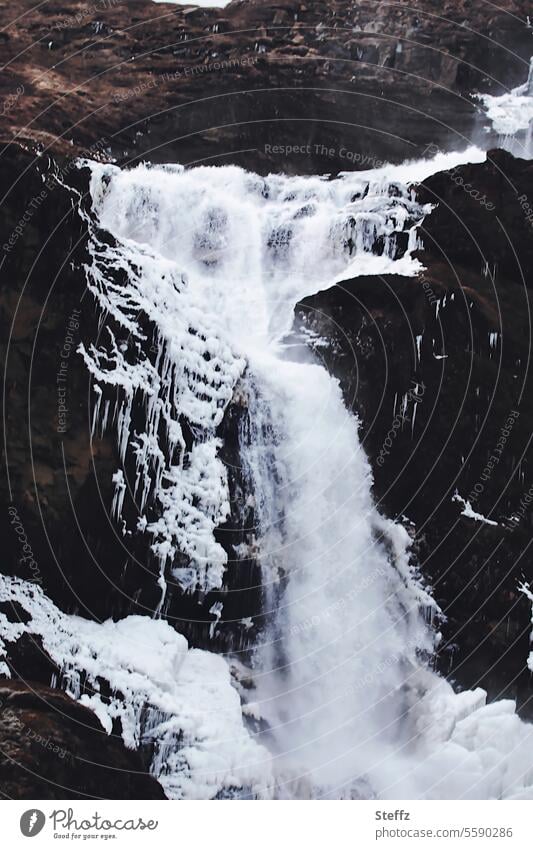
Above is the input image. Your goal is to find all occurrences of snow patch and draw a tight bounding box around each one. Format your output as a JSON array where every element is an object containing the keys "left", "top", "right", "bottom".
[{"left": 0, "top": 576, "right": 271, "bottom": 799}]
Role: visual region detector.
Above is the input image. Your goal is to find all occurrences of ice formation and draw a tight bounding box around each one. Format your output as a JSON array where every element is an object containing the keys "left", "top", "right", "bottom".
[{"left": 0, "top": 577, "right": 272, "bottom": 799}]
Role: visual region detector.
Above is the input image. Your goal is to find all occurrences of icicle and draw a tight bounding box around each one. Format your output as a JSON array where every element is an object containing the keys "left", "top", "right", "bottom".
[
  {"left": 415, "top": 334, "right": 422, "bottom": 362},
  {"left": 111, "top": 469, "right": 127, "bottom": 520},
  {"left": 519, "top": 583, "right": 533, "bottom": 672},
  {"left": 209, "top": 601, "right": 224, "bottom": 639}
]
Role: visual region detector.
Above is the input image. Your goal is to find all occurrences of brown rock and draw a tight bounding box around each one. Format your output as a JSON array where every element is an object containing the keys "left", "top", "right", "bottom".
[{"left": 0, "top": 680, "right": 166, "bottom": 799}]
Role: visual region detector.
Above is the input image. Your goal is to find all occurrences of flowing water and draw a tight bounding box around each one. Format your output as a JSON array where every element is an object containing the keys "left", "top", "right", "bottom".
[{"left": 480, "top": 57, "right": 533, "bottom": 159}]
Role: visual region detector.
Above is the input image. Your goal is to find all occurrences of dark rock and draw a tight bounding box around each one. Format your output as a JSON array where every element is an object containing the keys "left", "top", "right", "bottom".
[
  {"left": 0, "top": 680, "right": 166, "bottom": 799},
  {"left": 417, "top": 149, "right": 533, "bottom": 285},
  {"left": 0, "top": 146, "right": 166, "bottom": 621}
]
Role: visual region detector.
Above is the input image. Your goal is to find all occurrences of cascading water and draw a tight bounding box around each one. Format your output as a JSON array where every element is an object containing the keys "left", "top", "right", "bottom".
[
  {"left": 3, "top": 148, "right": 533, "bottom": 799},
  {"left": 241, "top": 352, "right": 437, "bottom": 799},
  {"left": 480, "top": 57, "right": 533, "bottom": 159}
]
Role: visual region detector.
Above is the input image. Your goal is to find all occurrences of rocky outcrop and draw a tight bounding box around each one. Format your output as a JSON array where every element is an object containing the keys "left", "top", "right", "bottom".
[
  {"left": 294, "top": 149, "right": 533, "bottom": 714},
  {"left": 0, "top": 679, "right": 165, "bottom": 798},
  {"left": 0, "top": 0, "right": 531, "bottom": 172},
  {"left": 0, "top": 146, "right": 170, "bottom": 623}
]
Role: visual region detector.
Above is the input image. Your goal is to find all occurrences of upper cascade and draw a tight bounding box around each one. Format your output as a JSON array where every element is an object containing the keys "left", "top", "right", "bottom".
[{"left": 80, "top": 155, "right": 452, "bottom": 598}]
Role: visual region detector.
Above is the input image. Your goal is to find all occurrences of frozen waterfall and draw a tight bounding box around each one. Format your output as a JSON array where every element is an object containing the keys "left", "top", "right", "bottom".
[{"left": 3, "top": 148, "right": 533, "bottom": 799}]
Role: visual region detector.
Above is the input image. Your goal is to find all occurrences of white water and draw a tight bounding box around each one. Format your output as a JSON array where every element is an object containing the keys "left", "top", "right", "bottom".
[
  {"left": 4, "top": 148, "right": 533, "bottom": 799},
  {"left": 241, "top": 353, "right": 436, "bottom": 798},
  {"left": 480, "top": 57, "right": 533, "bottom": 159}
]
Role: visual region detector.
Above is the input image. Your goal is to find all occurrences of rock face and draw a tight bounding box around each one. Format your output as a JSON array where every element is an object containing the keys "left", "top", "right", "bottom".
[
  {"left": 294, "top": 149, "right": 533, "bottom": 714},
  {"left": 0, "top": 679, "right": 165, "bottom": 799},
  {"left": 0, "top": 0, "right": 531, "bottom": 172},
  {"left": 0, "top": 142, "right": 262, "bottom": 651},
  {"left": 0, "top": 146, "right": 166, "bottom": 623}
]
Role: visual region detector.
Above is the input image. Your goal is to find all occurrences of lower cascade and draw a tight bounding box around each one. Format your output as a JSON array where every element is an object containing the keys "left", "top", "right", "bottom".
[{"left": 3, "top": 150, "right": 533, "bottom": 799}]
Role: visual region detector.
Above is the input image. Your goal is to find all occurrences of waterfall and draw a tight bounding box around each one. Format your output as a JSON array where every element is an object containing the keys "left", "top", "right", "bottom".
[
  {"left": 78, "top": 149, "right": 533, "bottom": 799},
  {"left": 80, "top": 158, "right": 435, "bottom": 607},
  {"left": 3, "top": 148, "right": 533, "bottom": 799}
]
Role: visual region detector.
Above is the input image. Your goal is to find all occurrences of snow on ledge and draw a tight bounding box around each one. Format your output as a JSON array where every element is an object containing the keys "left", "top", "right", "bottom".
[
  {"left": 0, "top": 576, "right": 271, "bottom": 799},
  {"left": 452, "top": 492, "right": 498, "bottom": 527}
]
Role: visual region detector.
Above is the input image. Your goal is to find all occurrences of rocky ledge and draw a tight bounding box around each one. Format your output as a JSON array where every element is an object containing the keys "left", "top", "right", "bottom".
[{"left": 0, "top": 679, "right": 165, "bottom": 798}]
